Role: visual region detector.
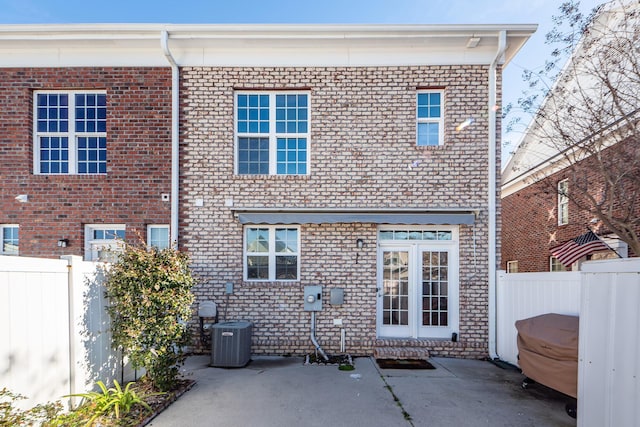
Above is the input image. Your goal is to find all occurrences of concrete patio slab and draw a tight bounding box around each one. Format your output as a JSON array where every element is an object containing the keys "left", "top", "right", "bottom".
[
  {"left": 381, "top": 357, "right": 575, "bottom": 427},
  {"left": 148, "top": 355, "right": 576, "bottom": 427}
]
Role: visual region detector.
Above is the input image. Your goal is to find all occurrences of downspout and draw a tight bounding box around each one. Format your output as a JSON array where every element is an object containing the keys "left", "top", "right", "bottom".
[
  {"left": 488, "top": 30, "right": 507, "bottom": 360},
  {"left": 161, "top": 30, "right": 180, "bottom": 249}
]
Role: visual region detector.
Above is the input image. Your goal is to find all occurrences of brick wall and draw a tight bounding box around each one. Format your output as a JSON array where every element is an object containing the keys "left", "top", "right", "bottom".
[
  {"left": 502, "top": 138, "right": 639, "bottom": 272},
  {"left": 180, "top": 65, "right": 498, "bottom": 357},
  {"left": 0, "top": 67, "right": 172, "bottom": 258}
]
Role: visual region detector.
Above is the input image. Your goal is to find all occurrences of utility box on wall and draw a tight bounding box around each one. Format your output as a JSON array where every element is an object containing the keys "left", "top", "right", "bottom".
[
  {"left": 330, "top": 288, "right": 344, "bottom": 305},
  {"left": 211, "top": 321, "right": 252, "bottom": 368},
  {"left": 304, "top": 285, "right": 322, "bottom": 311}
]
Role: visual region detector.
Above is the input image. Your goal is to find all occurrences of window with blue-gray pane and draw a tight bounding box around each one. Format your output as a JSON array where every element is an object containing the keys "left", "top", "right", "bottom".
[
  {"left": 147, "top": 225, "right": 170, "bottom": 250},
  {"left": 416, "top": 91, "right": 443, "bottom": 146},
  {"left": 1, "top": 225, "right": 19, "bottom": 255},
  {"left": 236, "top": 92, "right": 309, "bottom": 175},
  {"left": 244, "top": 226, "right": 299, "bottom": 281},
  {"left": 35, "top": 91, "right": 107, "bottom": 174}
]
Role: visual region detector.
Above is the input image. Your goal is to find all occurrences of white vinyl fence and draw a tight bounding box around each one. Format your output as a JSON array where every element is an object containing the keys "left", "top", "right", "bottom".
[
  {"left": 578, "top": 259, "right": 640, "bottom": 427},
  {"left": 0, "top": 255, "right": 136, "bottom": 409},
  {"left": 496, "top": 270, "right": 581, "bottom": 366},
  {"left": 497, "top": 258, "right": 640, "bottom": 427}
]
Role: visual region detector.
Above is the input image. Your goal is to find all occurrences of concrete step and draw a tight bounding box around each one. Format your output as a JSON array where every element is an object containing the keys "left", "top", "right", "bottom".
[{"left": 373, "top": 345, "right": 431, "bottom": 360}]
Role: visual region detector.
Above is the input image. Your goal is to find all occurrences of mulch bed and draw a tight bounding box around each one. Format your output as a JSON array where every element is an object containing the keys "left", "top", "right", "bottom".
[
  {"left": 137, "top": 379, "right": 195, "bottom": 426},
  {"left": 305, "top": 353, "right": 353, "bottom": 366},
  {"left": 80, "top": 378, "right": 196, "bottom": 426},
  {"left": 376, "top": 359, "right": 435, "bottom": 370}
]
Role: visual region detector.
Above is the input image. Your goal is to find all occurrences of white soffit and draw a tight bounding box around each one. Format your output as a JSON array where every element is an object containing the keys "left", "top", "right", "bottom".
[{"left": 0, "top": 23, "right": 536, "bottom": 68}]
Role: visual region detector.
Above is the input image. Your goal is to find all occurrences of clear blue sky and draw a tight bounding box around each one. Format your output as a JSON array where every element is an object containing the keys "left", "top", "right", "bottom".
[{"left": 0, "top": 0, "right": 605, "bottom": 163}]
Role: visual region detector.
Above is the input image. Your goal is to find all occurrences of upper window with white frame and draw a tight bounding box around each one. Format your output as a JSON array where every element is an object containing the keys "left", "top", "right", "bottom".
[
  {"left": 1, "top": 224, "right": 19, "bottom": 255},
  {"left": 506, "top": 260, "right": 518, "bottom": 273},
  {"left": 84, "top": 224, "right": 125, "bottom": 261},
  {"left": 147, "top": 225, "right": 170, "bottom": 250},
  {"left": 416, "top": 90, "right": 444, "bottom": 146},
  {"left": 244, "top": 226, "right": 300, "bottom": 281},
  {"left": 34, "top": 91, "right": 107, "bottom": 174},
  {"left": 235, "top": 92, "right": 309, "bottom": 175},
  {"left": 550, "top": 256, "right": 567, "bottom": 272},
  {"left": 558, "top": 179, "right": 569, "bottom": 225}
]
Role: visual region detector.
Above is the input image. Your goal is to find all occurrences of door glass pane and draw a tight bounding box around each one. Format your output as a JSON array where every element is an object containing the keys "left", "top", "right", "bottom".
[
  {"left": 421, "top": 251, "right": 448, "bottom": 327},
  {"left": 382, "top": 251, "right": 409, "bottom": 326}
]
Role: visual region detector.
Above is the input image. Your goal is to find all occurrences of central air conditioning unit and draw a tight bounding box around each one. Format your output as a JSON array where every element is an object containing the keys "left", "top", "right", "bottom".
[{"left": 210, "top": 320, "right": 252, "bottom": 368}]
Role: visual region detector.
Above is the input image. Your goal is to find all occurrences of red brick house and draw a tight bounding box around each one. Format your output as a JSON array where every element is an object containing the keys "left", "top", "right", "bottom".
[
  {"left": 502, "top": 140, "right": 636, "bottom": 273},
  {"left": 0, "top": 27, "right": 174, "bottom": 259},
  {"left": 0, "top": 24, "right": 535, "bottom": 359},
  {"left": 501, "top": 2, "right": 639, "bottom": 273}
]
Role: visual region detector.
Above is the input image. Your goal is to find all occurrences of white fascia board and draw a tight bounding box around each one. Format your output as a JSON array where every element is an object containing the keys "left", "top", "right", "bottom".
[
  {"left": 501, "top": 124, "right": 632, "bottom": 198},
  {"left": 174, "top": 44, "right": 502, "bottom": 67},
  {"left": 501, "top": 162, "right": 562, "bottom": 198},
  {"left": 502, "top": 5, "right": 638, "bottom": 191},
  {"left": 0, "top": 23, "right": 536, "bottom": 68},
  {"left": 0, "top": 48, "right": 167, "bottom": 68}
]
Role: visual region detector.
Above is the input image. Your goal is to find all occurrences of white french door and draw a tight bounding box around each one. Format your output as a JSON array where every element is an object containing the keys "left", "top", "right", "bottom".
[{"left": 377, "top": 227, "right": 459, "bottom": 339}]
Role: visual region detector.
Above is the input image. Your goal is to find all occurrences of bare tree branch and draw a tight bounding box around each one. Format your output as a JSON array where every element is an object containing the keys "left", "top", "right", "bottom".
[{"left": 506, "top": 0, "right": 640, "bottom": 256}]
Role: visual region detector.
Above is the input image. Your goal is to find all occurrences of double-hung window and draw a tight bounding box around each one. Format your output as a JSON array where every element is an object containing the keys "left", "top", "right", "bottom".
[
  {"left": 147, "top": 225, "right": 170, "bottom": 250},
  {"left": 416, "top": 90, "right": 444, "bottom": 146},
  {"left": 244, "top": 226, "right": 300, "bottom": 281},
  {"left": 1, "top": 225, "right": 19, "bottom": 255},
  {"left": 236, "top": 92, "right": 309, "bottom": 175},
  {"left": 34, "top": 91, "right": 107, "bottom": 174},
  {"left": 550, "top": 256, "right": 567, "bottom": 272},
  {"left": 84, "top": 224, "right": 125, "bottom": 261},
  {"left": 558, "top": 179, "right": 569, "bottom": 225}
]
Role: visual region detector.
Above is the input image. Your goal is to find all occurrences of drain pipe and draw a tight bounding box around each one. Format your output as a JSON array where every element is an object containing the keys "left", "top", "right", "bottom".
[
  {"left": 161, "top": 30, "right": 180, "bottom": 249},
  {"left": 310, "top": 311, "right": 329, "bottom": 361},
  {"left": 488, "top": 30, "right": 507, "bottom": 360}
]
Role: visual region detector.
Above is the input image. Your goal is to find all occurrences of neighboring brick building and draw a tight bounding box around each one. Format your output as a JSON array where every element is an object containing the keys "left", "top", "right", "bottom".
[
  {"left": 0, "top": 24, "right": 535, "bottom": 359},
  {"left": 502, "top": 139, "right": 636, "bottom": 273},
  {"left": 0, "top": 66, "right": 173, "bottom": 259},
  {"left": 501, "top": 3, "right": 639, "bottom": 273}
]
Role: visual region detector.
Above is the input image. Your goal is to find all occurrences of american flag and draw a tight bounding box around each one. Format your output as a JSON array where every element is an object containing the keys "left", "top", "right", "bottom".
[{"left": 550, "top": 230, "right": 610, "bottom": 267}]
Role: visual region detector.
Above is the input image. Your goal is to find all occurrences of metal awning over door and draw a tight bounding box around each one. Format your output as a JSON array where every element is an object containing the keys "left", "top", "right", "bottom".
[{"left": 234, "top": 208, "right": 476, "bottom": 225}]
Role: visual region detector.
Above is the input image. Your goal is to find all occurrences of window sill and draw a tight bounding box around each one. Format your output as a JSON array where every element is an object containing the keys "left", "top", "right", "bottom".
[
  {"left": 416, "top": 144, "right": 446, "bottom": 150},
  {"left": 242, "top": 280, "right": 301, "bottom": 287},
  {"left": 33, "top": 173, "right": 108, "bottom": 178},
  {"left": 234, "top": 174, "right": 310, "bottom": 181}
]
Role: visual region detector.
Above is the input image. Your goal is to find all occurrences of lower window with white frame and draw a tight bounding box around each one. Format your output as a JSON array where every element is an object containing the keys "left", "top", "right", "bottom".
[
  {"left": 549, "top": 256, "right": 568, "bottom": 272},
  {"left": 84, "top": 224, "right": 125, "bottom": 261},
  {"left": 147, "top": 225, "right": 170, "bottom": 250},
  {"left": 1, "top": 224, "right": 19, "bottom": 255},
  {"left": 244, "top": 225, "right": 299, "bottom": 281}
]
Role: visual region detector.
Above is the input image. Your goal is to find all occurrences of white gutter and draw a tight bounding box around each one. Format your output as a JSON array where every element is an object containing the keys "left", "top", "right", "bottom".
[
  {"left": 161, "top": 30, "right": 180, "bottom": 249},
  {"left": 488, "top": 30, "right": 506, "bottom": 360}
]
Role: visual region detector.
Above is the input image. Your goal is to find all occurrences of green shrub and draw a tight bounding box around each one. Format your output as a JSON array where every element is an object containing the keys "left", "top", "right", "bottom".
[{"left": 103, "top": 243, "right": 195, "bottom": 391}]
